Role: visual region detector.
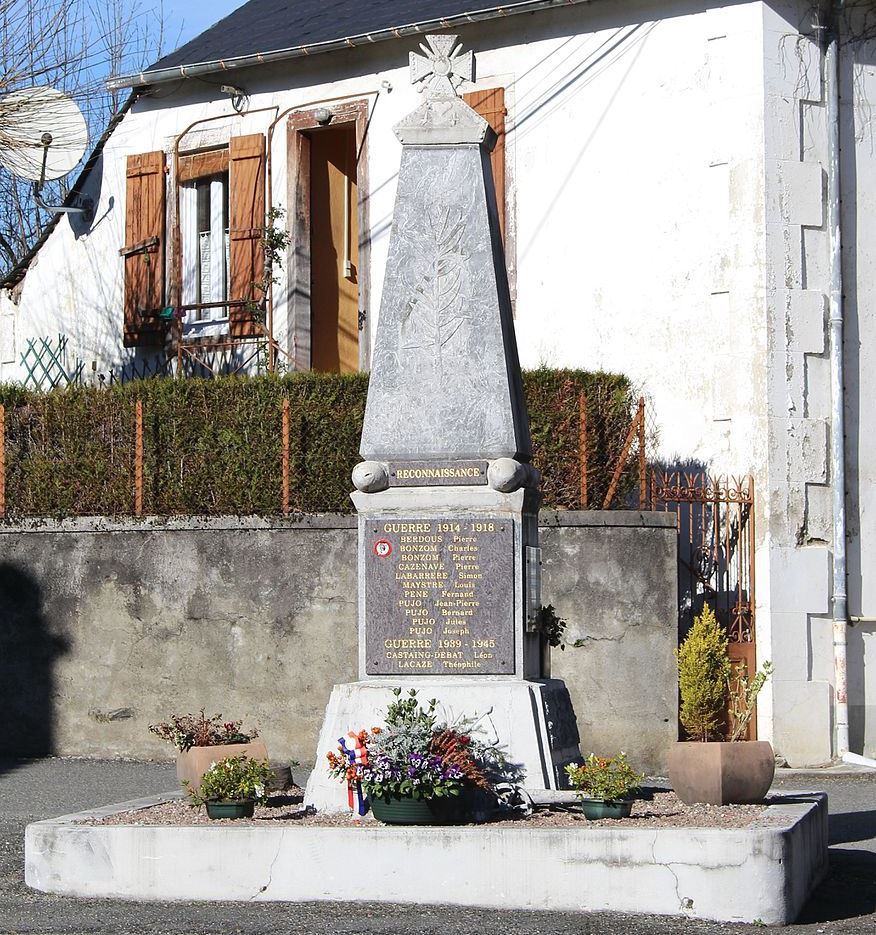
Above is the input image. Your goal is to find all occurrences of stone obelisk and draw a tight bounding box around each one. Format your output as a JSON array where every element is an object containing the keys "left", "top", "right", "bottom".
[{"left": 305, "top": 36, "right": 580, "bottom": 813}]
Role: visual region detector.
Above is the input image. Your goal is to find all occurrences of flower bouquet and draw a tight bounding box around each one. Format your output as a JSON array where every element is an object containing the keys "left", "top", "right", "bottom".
[{"left": 326, "top": 688, "right": 507, "bottom": 824}]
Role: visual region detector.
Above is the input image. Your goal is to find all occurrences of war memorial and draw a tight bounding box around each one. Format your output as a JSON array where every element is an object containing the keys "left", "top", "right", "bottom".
[{"left": 24, "top": 36, "right": 827, "bottom": 925}]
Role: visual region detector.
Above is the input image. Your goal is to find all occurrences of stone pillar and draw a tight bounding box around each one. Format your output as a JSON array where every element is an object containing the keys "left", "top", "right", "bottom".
[{"left": 305, "top": 36, "right": 580, "bottom": 813}]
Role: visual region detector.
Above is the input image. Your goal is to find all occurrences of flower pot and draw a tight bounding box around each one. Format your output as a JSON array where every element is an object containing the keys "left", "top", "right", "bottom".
[
  {"left": 369, "top": 794, "right": 465, "bottom": 825},
  {"left": 205, "top": 799, "right": 255, "bottom": 820},
  {"left": 668, "top": 740, "right": 775, "bottom": 805},
  {"left": 580, "top": 798, "right": 634, "bottom": 820},
  {"left": 176, "top": 740, "right": 269, "bottom": 793}
]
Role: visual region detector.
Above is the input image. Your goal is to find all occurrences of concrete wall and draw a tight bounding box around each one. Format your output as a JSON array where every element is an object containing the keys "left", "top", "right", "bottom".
[
  {"left": 0, "top": 512, "right": 677, "bottom": 774},
  {"left": 542, "top": 512, "right": 678, "bottom": 772}
]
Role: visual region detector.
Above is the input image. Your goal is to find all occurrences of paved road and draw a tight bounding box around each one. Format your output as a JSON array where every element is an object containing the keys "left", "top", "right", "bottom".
[{"left": 1, "top": 758, "right": 874, "bottom": 935}]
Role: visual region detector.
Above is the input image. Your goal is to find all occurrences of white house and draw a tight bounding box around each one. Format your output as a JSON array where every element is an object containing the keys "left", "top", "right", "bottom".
[{"left": 1, "top": 0, "right": 874, "bottom": 767}]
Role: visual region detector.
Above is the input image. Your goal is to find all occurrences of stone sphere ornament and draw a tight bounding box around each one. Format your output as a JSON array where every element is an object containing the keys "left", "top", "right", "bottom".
[
  {"left": 352, "top": 461, "right": 389, "bottom": 493},
  {"left": 488, "top": 458, "right": 536, "bottom": 492}
]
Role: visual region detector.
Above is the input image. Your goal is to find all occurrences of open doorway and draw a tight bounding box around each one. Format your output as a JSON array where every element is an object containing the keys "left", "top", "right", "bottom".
[{"left": 288, "top": 101, "right": 369, "bottom": 373}]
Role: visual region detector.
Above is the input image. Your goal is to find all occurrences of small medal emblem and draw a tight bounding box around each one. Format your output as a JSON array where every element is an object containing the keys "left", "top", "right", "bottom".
[{"left": 373, "top": 539, "right": 392, "bottom": 558}]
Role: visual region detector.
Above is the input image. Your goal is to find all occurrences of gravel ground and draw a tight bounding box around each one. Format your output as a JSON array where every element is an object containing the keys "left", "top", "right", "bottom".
[
  {"left": 88, "top": 788, "right": 775, "bottom": 829},
  {"left": 1, "top": 758, "right": 874, "bottom": 935}
]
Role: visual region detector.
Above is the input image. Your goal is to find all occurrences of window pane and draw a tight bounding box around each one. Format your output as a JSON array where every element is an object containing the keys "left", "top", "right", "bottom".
[{"left": 197, "top": 181, "right": 210, "bottom": 234}]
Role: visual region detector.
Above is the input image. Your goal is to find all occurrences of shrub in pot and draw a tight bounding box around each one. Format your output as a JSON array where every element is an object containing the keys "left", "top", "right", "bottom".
[
  {"left": 668, "top": 605, "right": 775, "bottom": 805},
  {"left": 565, "top": 752, "right": 644, "bottom": 820},
  {"left": 185, "top": 754, "right": 273, "bottom": 820},
  {"left": 149, "top": 709, "right": 267, "bottom": 791}
]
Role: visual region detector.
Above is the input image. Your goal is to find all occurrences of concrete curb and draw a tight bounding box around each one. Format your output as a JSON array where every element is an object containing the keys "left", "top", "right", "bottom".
[{"left": 25, "top": 792, "right": 828, "bottom": 924}]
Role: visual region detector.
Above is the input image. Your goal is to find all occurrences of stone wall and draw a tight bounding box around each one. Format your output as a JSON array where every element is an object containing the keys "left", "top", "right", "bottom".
[
  {"left": 542, "top": 512, "right": 678, "bottom": 771},
  {"left": 0, "top": 511, "right": 677, "bottom": 773}
]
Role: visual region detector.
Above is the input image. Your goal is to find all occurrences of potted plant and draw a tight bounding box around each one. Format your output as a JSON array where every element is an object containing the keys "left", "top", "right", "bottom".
[
  {"left": 668, "top": 604, "right": 775, "bottom": 805},
  {"left": 326, "top": 688, "right": 507, "bottom": 825},
  {"left": 184, "top": 753, "right": 273, "bottom": 819},
  {"left": 565, "top": 752, "right": 644, "bottom": 819},
  {"left": 149, "top": 709, "right": 267, "bottom": 791}
]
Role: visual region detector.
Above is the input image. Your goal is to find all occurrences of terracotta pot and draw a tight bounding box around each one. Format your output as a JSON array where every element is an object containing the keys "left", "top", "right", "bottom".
[
  {"left": 176, "top": 740, "right": 269, "bottom": 793},
  {"left": 668, "top": 740, "right": 775, "bottom": 805}
]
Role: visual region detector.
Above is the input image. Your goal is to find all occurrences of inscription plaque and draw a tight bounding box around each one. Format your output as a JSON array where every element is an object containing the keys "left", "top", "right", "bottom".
[
  {"left": 388, "top": 461, "right": 488, "bottom": 487},
  {"left": 365, "top": 515, "right": 514, "bottom": 675}
]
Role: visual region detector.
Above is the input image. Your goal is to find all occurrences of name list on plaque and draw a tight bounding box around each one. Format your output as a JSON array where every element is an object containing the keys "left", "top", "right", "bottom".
[{"left": 365, "top": 515, "right": 514, "bottom": 675}]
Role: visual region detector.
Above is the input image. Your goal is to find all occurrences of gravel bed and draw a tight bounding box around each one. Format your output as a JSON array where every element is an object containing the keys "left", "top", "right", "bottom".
[{"left": 84, "top": 789, "right": 778, "bottom": 829}]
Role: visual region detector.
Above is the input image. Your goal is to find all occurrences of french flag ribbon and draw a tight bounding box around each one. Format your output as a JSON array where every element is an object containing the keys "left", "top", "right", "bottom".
[{"left": 338, "top": 731, "right": 369, "bottom": 816}]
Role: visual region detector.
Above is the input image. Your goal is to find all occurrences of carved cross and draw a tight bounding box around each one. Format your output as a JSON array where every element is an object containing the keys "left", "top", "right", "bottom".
[{"left": 409, "top": 35, "right": 473, "bottom": 99}]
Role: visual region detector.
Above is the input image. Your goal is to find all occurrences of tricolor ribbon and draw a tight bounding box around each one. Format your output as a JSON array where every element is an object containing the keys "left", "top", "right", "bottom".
[{"left": 338, "top": 731, "right": 369, "bottom": 816}]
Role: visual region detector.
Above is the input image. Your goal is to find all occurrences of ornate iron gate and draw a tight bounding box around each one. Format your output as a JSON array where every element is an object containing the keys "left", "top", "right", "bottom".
[{"left": 652, "top": 471, "right": 757, "bottom": 739}]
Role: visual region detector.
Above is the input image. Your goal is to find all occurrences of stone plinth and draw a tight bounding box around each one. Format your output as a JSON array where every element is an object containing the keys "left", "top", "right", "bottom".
[{"left": 26, "top": 793, "right": 829, "bottom": 925}]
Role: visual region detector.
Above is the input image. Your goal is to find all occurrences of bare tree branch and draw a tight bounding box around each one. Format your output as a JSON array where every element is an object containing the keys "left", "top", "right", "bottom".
[{"left": 0, "top": 0, "right": 168, "bottom": 278}]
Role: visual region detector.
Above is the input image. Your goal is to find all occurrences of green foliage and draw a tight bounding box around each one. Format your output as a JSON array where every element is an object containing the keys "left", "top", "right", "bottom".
[
  {"left": 524, "top": 367, "right": 637, "bottom": 509},
  {"left": 565, "top": 752, "right": 644, "bottom": 802},
  {"left": 184, "top": 754, "right": 273, "bottom": 806},
  {"left": 533, "top": 604, "right": 568, "bottom": 649},
  {"left": 676, "top": 605, "right": 732, "bottom": 742},
  {"left": 0, "top": 367, "right": 637, "bottom": 518}
]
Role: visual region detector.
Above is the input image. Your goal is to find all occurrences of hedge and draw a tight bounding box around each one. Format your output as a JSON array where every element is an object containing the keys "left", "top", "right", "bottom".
[{"left": 0, "top": 369, "right": 640, "bottom": 518}]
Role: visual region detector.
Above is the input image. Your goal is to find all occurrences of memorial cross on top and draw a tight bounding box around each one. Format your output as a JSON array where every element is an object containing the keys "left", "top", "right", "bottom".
[{"left": 409, "top": 35, "right": 473, "bottom": 98}]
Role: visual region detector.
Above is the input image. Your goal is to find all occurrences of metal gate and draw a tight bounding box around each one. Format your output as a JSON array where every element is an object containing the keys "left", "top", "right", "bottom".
[{"left": 652, "top": 471, "right": 757, "bottom": 739}]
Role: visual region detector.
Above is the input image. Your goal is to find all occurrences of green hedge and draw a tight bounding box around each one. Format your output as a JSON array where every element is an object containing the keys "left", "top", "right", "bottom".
[{"left": 0, "top": 369, "right": 639, "bottom": 518}]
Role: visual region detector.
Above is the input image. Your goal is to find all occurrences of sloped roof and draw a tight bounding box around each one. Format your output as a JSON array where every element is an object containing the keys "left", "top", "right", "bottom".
[{"left": 109, "top": 0, "right": 593, "bottom": 88}]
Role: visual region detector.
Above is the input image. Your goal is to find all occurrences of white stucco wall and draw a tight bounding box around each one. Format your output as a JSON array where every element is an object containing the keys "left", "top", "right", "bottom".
[{"left": 1, "top": 0, "right": 872, "bottom": 763}]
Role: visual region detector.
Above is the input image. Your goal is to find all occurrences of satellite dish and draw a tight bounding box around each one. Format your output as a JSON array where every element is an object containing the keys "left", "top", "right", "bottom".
[{"left": 0, "top": 86, "right": 88, "bottom": 181}]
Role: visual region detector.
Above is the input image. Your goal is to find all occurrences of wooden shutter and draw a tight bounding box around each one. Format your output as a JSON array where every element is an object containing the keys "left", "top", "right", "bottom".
[
  {"left": 123, "top": 151, "right": 165, "bottom": 347},
  {"left": 463, "top": 87, "right": 506, "bottom": 244},
  {"left": 228, "top": 133, "right": 266, "bottom": 338},
  {"left": 178, "top": 148, "right": 229, "bottom": 183}
]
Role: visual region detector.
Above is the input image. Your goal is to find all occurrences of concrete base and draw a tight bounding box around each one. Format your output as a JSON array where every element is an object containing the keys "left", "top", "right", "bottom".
[
  {"left": 304, "top": 679, "right": 581, "bottom": 812},
  {"left": 25, "top": 793, "right": 828, "bottom": 925}
]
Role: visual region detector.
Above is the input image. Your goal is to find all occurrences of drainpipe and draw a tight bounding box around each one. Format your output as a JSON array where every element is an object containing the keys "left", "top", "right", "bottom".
[{"left": 825, "top": 8, "right": 849, "bottom": 758}]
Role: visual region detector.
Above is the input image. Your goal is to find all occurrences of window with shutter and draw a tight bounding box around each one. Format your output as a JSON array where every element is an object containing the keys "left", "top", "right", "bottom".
[
  {"left": 463, "top": 87, "right": 506, "bottom": 244},
  {"left": 179, "top": 153, "right": 230, "bottom": 337},
  {"left": 228, "top": 133, "right": 266, "bottom": 338},
  {"left": 123, "top": 151, "right": 166, "bottom": 347}
]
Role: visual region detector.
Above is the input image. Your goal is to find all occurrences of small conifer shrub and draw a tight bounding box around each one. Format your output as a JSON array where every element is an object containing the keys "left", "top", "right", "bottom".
[{"left": 676, "top": 605, "right": 731, "bottom": 742}]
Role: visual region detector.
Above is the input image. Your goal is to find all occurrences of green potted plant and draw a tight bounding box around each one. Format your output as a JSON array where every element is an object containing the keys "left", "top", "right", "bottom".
[
  {"left": 149, "top": 709, "right": 267, "bottom": 792},
  {"left": 565, "top": 752, "right": 644, "bottom": 819},
  {"left": 184, "top": 753, "right": 273, "bottom": 819},
  {"left": 668, "top": 604, "right": 775, "bottom": 805},
  {"left": 326, "top": 688, "right": 507, "bottom": 825}
]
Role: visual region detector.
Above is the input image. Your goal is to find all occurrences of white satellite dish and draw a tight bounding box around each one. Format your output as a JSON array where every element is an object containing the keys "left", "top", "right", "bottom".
[{"left": 0, "top": 86, "right": 88, "bottom": 181}]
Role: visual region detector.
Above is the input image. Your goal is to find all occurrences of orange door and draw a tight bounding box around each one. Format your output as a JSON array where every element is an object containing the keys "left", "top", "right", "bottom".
[{"left": 310, "top": 125, "right": 359, "bottom": 373}]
